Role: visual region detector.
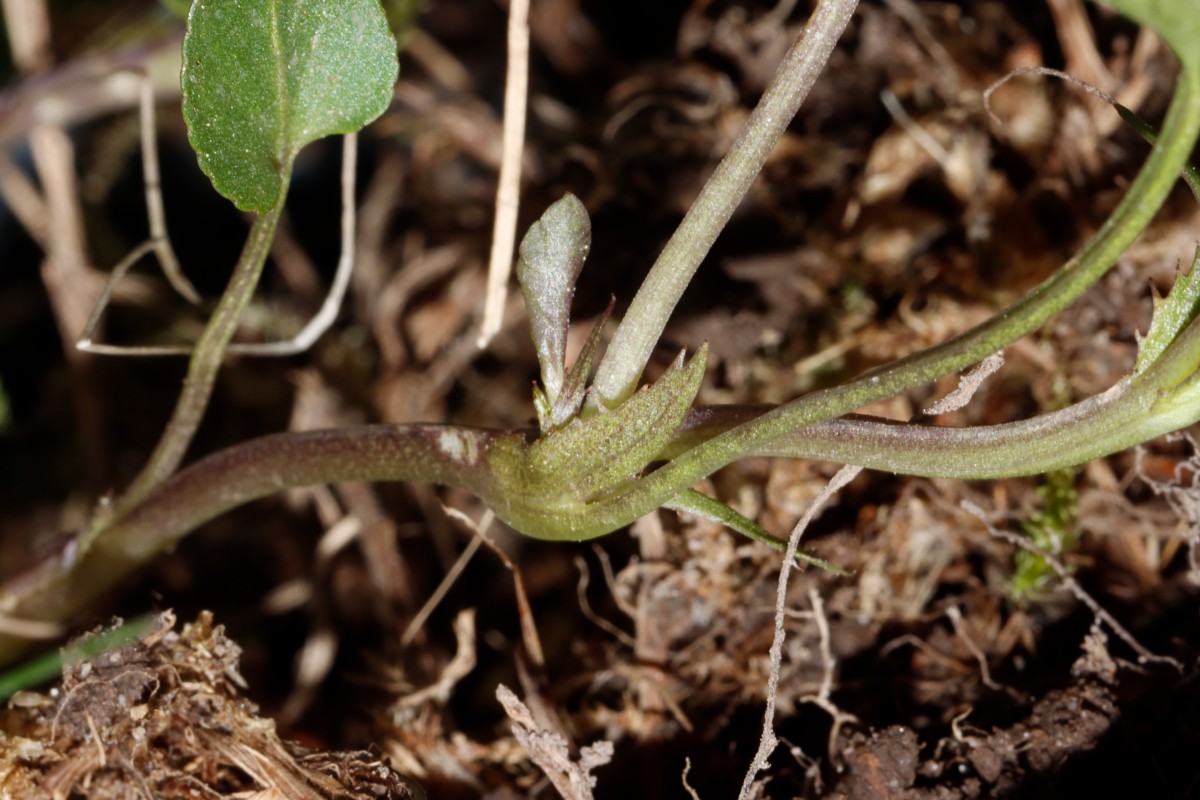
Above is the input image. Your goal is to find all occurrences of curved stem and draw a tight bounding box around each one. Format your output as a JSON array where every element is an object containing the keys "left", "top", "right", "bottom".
[
  {"left": 757, "top": 387, "right": 1148, "bottom": 477},
  {"left": 573, "top": 322, "right": 1200, "bottom": 540},
  {"left": 0, "top": 425, "right": 520, "bottom": 664},
  {"left": 636, "top": 63, "right": 1200, "bottom": 502},
  {"left": 590, "top": 0, "right": 858, "bottom": 408},
  {"left": 759, "top": 305, "right": 1200, "bottom": 476}
]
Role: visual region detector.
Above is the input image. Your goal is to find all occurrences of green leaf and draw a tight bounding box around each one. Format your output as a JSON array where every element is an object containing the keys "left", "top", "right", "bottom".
[
  {"left": 0, "top": 616, "right": 158, "bottom": 701},
  {"left": 1114, "top": 104, "right": 1200, "bottom": 201},
  {"left": 665, "top": 489, "right": 846, "bottom": 573},
  {"left": 1099, "top": 0, "right": 1200, "bottom": 73},
  {"left": 518, "top": 194, "right": 591, "bottom": 407},
  {"left": 181, "top": 0, "right": 399, "bottom": 212},
  {"left": 1136, "top": 246, "right": 1200, "bottom": 375},
  {"left": 547, "top": 300, "right": 612, "bottom": 429}
]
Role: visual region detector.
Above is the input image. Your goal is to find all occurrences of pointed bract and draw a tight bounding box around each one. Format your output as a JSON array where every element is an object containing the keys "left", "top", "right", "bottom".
[
  {"left": 1135, "top": 246, "right": 1200, "bottom": 376},
  {"left": 529, "top": 344, "right": 708, "bottom": 502},
  {"left": 547, "top": 300, "right": 614, "bottom": 430}
]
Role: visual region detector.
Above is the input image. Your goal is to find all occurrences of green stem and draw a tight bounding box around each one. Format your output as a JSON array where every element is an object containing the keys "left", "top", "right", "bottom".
[
  {"left": 590, "top": 0, "right": 859, "bottom": 408},
  {"left": 573, "top": 316, "right": 1200, "bottom": 539},
  {"left": 664, "top": 63, "right": 1200, "bottom": 483},
  {"left": 758, "top": 304, "right": 1200, "bottom": 475},
  {"left": 108, "top": 192, "right": 288, "bottom": 518},
  {"left": 546, "top": 66, "right": 1200, "bottom": 537},
  {"left": 0, "top": 425, "right": 520, "bottom": 665}
]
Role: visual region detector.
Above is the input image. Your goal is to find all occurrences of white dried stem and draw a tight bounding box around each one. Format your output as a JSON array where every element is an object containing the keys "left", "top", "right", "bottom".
[
  {"left": 80, "top": 133, "right": 361, "bottom": 357},
  {"left": 739, "top": 464, "right": 860, "bottom": 799},
  {"left": 924, "top": 351, "right": 1005, "bottom": 415},
  {"left": 477, "top": 0, "right": 531, "bottom": 348}
]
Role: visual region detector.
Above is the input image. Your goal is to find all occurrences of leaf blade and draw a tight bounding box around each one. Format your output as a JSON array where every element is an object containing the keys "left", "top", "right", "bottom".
[
  {"left": 182, "top": 0, "right": 398, "bottom": 211},
  {"left": 517, "top": 194, "right": 592, "bottom": 405},
  {"left": 1136, "top": 247, "right": 1200, "bottom": 376}
]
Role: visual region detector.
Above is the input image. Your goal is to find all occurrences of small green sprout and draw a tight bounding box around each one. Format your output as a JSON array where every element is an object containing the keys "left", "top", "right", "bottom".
[{"left": 1011, "top": 468, "right": 1080, "bottom": 601}]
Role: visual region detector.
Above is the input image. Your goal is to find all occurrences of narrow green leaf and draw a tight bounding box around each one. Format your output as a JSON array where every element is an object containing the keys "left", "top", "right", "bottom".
[
  {"left": 0, "top": 616, "right": 157, "bottom": 701},
  {"left": 181, "top": 0, "right": 398, "bottom": 211},
  {"left": 517, "top": 194, "right": 591, "bottom": 406},
  {"left": 1115, "top": 103, "right": 1200, "bottom": 201},
  {"left": 665, "top": 489, "right": 846, "bottom": 573},
  {"left": 1136, "top": 246, "right": 1200, "bottom": 375}
]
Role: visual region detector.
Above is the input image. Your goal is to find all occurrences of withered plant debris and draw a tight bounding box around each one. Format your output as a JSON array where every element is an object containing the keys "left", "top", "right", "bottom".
[{"left": 0, "top": 612, "right": 419, "bottom": 799}]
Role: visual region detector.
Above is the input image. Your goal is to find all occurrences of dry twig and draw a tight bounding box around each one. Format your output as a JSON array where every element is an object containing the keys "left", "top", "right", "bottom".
[
  {"left": 443, "top": 506, "right": 545, "bottom": 668},
  {"left": 496, "top": 683, "right": 613, "bottom": 800},
  {"left": 963, "top": 499, "right": 1180, "bottom": 670},
  {"left": 739, "top": 464, "right": 859, "bottom": 799}
]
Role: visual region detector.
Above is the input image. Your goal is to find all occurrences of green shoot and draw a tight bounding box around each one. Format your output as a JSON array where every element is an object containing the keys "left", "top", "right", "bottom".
[
  {"left": 589, "top": 0, "right": 859, "bottom": 409},
  {"left": 112, "top": 0, "right": 398, "bottom": 511}
]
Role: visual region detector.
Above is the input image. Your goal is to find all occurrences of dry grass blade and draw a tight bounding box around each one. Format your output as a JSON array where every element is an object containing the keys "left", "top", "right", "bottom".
[{"left": 444, "top": 506, "right": 546, "bottom": 668}]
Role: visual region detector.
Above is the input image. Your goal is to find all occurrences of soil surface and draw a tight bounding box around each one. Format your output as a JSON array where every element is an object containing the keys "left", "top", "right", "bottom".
[{"left": 2, "top": 1, "right": 1200, "bottom": 798}]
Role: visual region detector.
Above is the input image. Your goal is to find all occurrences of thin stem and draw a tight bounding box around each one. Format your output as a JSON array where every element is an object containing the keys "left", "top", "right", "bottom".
[
  {"left": 110, "top": 189, "right": 288, "bottom": 517},
  {"left": 76, "top": 239, "right": 157, "bottom": 351},
  {"left": 78, "top": 136, "right": 359, "bottom": 356},
  {"left": 228, "top": 133, "right": 357, "bottom": 356},
  {"left": 0, "top": 425, "right": 520, "bottom": 665},
  {"left": 754, "top": 383, "right": 1149, "bottom": 478},
  {"left": 590, "top": 0, "right": 858, "bottom": 408}
]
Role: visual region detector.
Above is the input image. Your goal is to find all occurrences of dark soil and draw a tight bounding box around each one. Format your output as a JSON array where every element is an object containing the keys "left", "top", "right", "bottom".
[{"left": 2, "top": 1, "right": 1200, "bottom": 797}]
